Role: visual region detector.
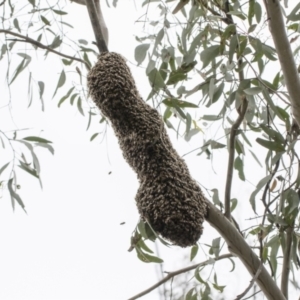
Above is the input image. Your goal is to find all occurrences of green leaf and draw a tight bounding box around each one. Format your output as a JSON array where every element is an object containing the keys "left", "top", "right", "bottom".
[
  {"left": 38, "top": 81, "right": 45, "bottom": 110},
  {"left": 248, "top": 0, "right": 255, "bottom": 24},
  {"left": 77, "top": 97, "right": 84, "bottom": 116},
  {"left": 13, "top": 18, "right": 21, "bottom": 32},
  {"left": 78, "top": 39, "right": 88, "bottom": 45},
  {"left": 58, "top": 87, "right": 75, "bottom": 107},
  {"left": 70, "top": 93, "right": 77, "bottom": 105},
  {"left": 190, "top": 244, "right": 198, "bottom": 261},
  {"left": 159, "top": 61, "right": 168, "bottom": 81},
  {"left": 185, "top": 288, "right": 196, "bottom": 300},
  {"left": 210, "top": 140, "right": 226, "bottom": 149},
  {"left": 230, "top": 198, "right": 238, "bottom": 212},
  {"left": 27, "top": 0, "right": 35, "bottom": 7},
  {"left": 249, "top": 149, "right": 263, "bottom": 167},
  {"left": 137, "top": 220, "right": 156, "bottom": 242},
  {"left": 256, "top": 138, "right": 285, "bottom": 152},
  {"left": 235, "top": 138, "right": 245, "bottom": 155},
  {"left": 148, "top": 68, "right": 165, "bottom": 90},
  {"left": 248, "top": 24, "right": 257, "bottom": 34},
  {"left": 36, "top": 143, "right": 55, "bottom": 155},
  {"left": 210, "top": 237, "right": 221, "bottom": 258},
  {"left": 10, "top": 58, "right": 31, "bottom": 85},
  {"left": 213, "top": 273, "right": 226, "bottom": 292},
  {"left": 200, "top": 45, "right": 220, "bottom": 69},
  {"left": 166, "top": 71, "right": 187, "bottom": 85},
  {"left": 195, "top": 267, "right": 206, "bottom": 284},
  {"left": 188, "top": 31, "right": 204, "bottom": 55},
  {"left": 153, "top": 28, "right": 164, "bottom": 51},
  {"left": 234, "top": 156, "right": 245, "bottom": 181},
  {"left": 62, "top": 58, "right": 73, "bottom": 66},
  {"left": 0, "top": 162, "right": 10, "bottom": 176},
  {"left": 228, "top": 257, "right": 235, "bottom": 272},
  {"left": 0, "top": 44, "right": 7, "bottom": 60},
  {"left": 254, "top": 2, "right": 262, "bottom": 23},
  {"left": 23, "top": 136, "right": 52, "bottom": 144},
  {"left": 202, "top": 115, "right": 223, "bottom": 121},
  {"left": 249, "top": 174, "right": 272, "bottom": 213},
  {"left": 244, "top": 87, "right": 262, "bottom": 95},
  {"left": 23, "top": 136, "right": 52, "bottom": 143},
  {"left": 52, "top": 9, "right": 67, "bottom": 15},
  {"left": 18, "top": 161, "right": 39, "bottom": 178},
  {"left": 134, "top": 44, "right": 150, "bottom": 65},
  {"left": 268, "top": 235, "right": 280, "bottom": 276},
  {"left": 8, "top": 178, "right": 26, "bottom": 211},
  {"left": 185, "top": 128, "right": 200, "bottom": 142},
  {"left": 137, "top": 239, "right": 154, "bottom": 254},
  {"left": 162, "top": 98, "right": 198, "bottom": 108},
  {"left": 185, "top": 112, "right": 192, "bottom": 136},
  {"left": 41, "top": 15, "right": 51, "bottom": 26},
  {"left": 135, "top": 247, "right": 163, "bottom": 263},
  {"left": 275, "top": 106, "right": 290, "bottom": 125},
  {"left": 83, "top": 52, "right": 92, "bottom": 68},
  {"left": 229, "top": 35, "right": 238, "bottom": 63},
  {"left": 285, "top": 189, "right": 300, "bottom": 214},
  {"left": 90, "top": 133, "right": 99, "bottom": 142},
  {"left": 260, "top": 125, "right": 285, "bottom": 144},
  {"left": 287, "top": 2, "right": 300, "bottom": 22},
  {"left": 52, "top": 70, "right": 66, "bottom": 98},
  {"left": 212, "top": 82, "right": 224, "bottom": 104}
]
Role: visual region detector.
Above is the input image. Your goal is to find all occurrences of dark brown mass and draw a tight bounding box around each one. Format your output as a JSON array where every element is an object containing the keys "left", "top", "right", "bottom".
[{"left": 87, "top": 52, "right": 207, "bottom": 247}]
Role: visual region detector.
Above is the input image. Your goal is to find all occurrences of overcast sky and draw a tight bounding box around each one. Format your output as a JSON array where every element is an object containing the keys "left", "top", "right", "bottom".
[{"left": 0, "top": 1, "right": 299, "bottom": 300}]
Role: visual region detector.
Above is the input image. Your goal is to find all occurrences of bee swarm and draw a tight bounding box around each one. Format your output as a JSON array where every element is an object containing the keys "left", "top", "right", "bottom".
[{"left": 88, "top": 52, "right": 207, "bottom": 247}]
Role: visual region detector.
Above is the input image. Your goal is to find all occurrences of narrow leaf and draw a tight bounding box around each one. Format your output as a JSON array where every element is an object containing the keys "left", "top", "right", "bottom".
[{"left": 52, "top": 70, "right": 66, "bottom": 98}]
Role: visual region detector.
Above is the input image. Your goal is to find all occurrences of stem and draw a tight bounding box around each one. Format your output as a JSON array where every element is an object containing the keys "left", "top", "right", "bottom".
[
  {"left": 234, "top": 262, "right": 263, "bottom": 300},
  {"left": 0, "top": 29, "right": 90, "bottom": 69},
  {"left": 224, "top": 97, "right": 248, "bottom": 219}
]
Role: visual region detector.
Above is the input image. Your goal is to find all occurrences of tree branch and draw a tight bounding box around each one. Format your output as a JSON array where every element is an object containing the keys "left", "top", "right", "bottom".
[
  {"left": 128, "top": 253, "right": 233, "bottom": 300},
  {"left": 264, "top": 0, "right": 300, "bottom": 127},
  {"left": 224, "top": 96, "right": 248, "bottom": 219},
  {"left": 0, "top": 29, "right": 90, "bottom": 69},
  {"left": 84, "top": 0, "right": 108, "bottom": 53},
  {"left": 71, "top": 0, "right": 109, "bottom": 46},
  {"left": 281, "top": 224, "right": 294, "bottom": 299},
  {"left": 205, "top": 200, "right": 286, "bottom": 300}
]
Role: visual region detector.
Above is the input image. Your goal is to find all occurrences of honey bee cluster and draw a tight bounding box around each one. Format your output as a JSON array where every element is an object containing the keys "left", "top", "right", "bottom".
[{"left": 88, "top": 52, "right": 207, "bottom": 247}]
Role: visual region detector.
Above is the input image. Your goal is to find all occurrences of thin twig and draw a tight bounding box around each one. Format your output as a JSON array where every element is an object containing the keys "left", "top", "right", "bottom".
[
  {"left": 224, "top": 96, "right": 248, "bottom": 219},
  {"left": 128, "top": 253, "right": 233, "bottom": 300},
  {"left": 261, "top": 159, "right": 280, "bottom": 216},
  {"left": 242, "top": 289, "right": 262, "bottom": 300},
  {"left": 222, "top": 0, "right": 246, "bottom": 219},
  {"left": 0, "top": 29, "right": 90, "bottom": 69},
  {"left": 235, "top": 262, "right": 263, "bottom": 300}
]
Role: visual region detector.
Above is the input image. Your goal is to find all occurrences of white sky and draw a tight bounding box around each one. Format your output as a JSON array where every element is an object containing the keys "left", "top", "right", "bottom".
[{"left": 0, "top": 1, "right": 299, "bottom": 300}]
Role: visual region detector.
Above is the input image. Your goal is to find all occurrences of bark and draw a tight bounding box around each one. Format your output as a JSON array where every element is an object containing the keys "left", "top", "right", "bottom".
[
  {"left": 265, "top": 0, "right": 300, "bottom": 126},
  {"left": 71, "top": 0, "right": 109, "bottom": 49}
]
